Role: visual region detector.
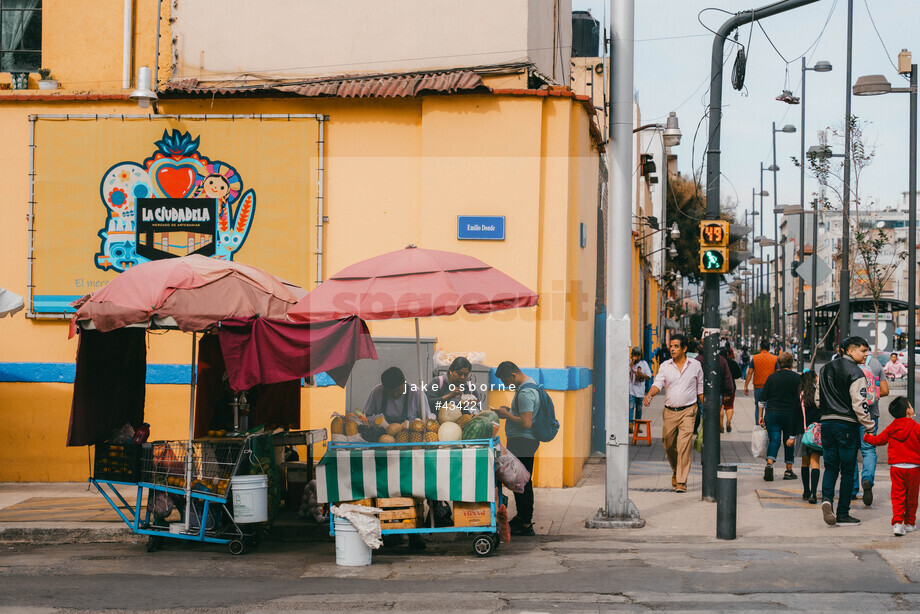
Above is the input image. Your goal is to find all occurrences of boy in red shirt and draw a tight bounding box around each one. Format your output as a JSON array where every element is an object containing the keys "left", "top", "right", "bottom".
[{"left": 864, "top": 397, "right": 920, "bottom": 536}]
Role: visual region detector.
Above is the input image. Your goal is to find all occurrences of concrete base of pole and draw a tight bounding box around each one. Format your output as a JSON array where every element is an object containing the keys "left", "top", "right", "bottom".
[{"left": 585, "top": 500, "right": 646, "bottom": 529}]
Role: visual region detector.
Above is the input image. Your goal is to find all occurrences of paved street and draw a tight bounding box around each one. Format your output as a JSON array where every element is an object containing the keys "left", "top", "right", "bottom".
[{"left": 2, "top": 391, "right": 919, "bottom": 612}]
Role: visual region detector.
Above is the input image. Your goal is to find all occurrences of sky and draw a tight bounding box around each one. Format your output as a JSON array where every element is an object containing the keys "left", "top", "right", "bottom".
[{"left": 573, "top": 0, "right": 920, "bottom": 238}]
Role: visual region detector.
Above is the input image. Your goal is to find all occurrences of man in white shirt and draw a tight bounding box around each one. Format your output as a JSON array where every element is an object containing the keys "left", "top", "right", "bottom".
[{"left": 644, "top": 334, "right": 704, "bottom": 493}]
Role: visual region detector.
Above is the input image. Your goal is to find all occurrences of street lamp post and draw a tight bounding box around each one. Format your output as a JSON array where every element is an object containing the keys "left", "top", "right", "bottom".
[
  {"left": 853, "top": 51, "right": 917, "bottom": 408},
  {"left": 797, "top": 58, "right": 833, "bottom": 369},
  {"left": 772, "top": 123, "right": 796, "bottom": 346}
]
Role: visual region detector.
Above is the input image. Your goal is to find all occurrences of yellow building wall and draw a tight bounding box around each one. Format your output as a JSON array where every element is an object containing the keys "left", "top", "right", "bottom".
[
  {"left": 0, "top": 6, "right": 599, "bottom": 486},
  {"left": 0, "top": 93, "right": 598, "bottom": 486}
]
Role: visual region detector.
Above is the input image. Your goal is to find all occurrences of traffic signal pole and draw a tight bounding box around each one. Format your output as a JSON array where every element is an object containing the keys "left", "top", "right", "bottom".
[{"left": 703, "top": 0, "right": 821, "bottom": 501}]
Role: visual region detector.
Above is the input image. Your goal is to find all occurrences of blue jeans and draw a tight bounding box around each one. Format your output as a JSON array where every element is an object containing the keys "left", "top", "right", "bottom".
[
  {"left": 629, "top": 396, "right": 643, "bottom": 421},
  {"left": 852, "top": 416, "right": 879, "bottom": 496},
  {"left": 741, "top": 363, "right": 749, "bottom": 380},
  {"left": 765, "top": 411, "right": 796, "bottom": 464},
  {"left": 753, "top": 387, "right": 763, "bottom": 422},
  {"left": 821, "top": 420, "right": 860, "bottom": 518}
]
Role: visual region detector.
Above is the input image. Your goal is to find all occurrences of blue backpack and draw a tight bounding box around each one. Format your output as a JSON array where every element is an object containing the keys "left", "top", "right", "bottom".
[{"left": 518, "top": 382, "right": 559, "bottom": 442}]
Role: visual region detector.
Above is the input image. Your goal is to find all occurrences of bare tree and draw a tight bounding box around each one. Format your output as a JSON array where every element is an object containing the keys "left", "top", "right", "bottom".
[{"left": 800, "top": 116, "right": 906, "bottom": 354}]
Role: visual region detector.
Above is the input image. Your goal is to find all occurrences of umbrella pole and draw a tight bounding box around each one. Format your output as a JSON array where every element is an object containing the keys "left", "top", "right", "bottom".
[
  {"left": 185, "top": 332, "right": 197, "bottom": 531},
  {"left": 415, "top": 318, "right": 424, "bottom": 414}
]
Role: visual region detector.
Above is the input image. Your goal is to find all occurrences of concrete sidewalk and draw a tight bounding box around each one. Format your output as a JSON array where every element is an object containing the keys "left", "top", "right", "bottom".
[{"left": 0, "top": 392, "right": 901, "bottom": 544}]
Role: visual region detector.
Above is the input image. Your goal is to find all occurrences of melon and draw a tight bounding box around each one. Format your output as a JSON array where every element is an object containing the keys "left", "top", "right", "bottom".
[
  {"left": 462, "top": 416, "right": 494, "bottom": 440},
  {"left": 438, "top": 404, "right": 462, "bottom": 424},
  {"left": 438, "top": 421, "right": 463, "bottom": 442},
  {"left": 386, "top": 423, "right": 402, "bottom": 436},
  {"left": 378, "top": 434, "right": 396, "bottom": 444}
]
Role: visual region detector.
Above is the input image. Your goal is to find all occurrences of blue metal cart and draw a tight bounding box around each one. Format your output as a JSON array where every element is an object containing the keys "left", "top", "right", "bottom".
[
  {"left": 318, "top": 437, "right": 502, "bottom": 556},
  {"left": 90, "top": 436, "right": 265, "bottom": 555}
]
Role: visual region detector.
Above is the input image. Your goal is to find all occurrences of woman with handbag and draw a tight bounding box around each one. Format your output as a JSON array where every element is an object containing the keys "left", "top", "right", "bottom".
[{"left": 796, "top": 371, "right": 822, "bottom": 504}]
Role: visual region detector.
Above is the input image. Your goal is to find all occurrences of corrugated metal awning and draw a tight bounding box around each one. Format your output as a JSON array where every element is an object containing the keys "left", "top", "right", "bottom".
[{"left": 161, "top": 70, "right": 487, "bottom": 99}]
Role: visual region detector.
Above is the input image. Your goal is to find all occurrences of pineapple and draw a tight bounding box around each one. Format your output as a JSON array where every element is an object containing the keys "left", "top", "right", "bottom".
[
  {"left": 409, "top": 419, "right": 425, "bottom": 433},
  {"left": 395, "top": 430, "right": 410, "bottom": 444},
  {"left": 424, "top": 431, "right": 438, "bottom": 442},
  {"left": 457, "top": 414, "right": 473, "bottom": 429},
  {"left": 409, "top": 431, "right": 424, "bottom": 443},
  {"left": 426, "top": 419, "right": 439, "bottom": 432}
]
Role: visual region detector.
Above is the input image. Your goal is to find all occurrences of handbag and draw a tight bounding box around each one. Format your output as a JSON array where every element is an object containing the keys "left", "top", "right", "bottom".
[
  {"left": 751, "top": 425, "right": 768, "bottom": 459},
  {"left": 693, "top": 426, "right": 704, "bottom": 453},
  {"left": 802, "top": 422, "right": 823, "bottom": 450}
]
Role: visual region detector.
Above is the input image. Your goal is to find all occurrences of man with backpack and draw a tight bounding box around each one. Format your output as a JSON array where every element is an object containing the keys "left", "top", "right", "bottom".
[{"left": 494, "top": 360, "right": 557, "bottom": 537}]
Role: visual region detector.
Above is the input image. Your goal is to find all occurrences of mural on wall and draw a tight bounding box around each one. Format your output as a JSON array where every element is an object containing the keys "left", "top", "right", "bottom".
[{"left": 95, "top": 130, "right": 256, "bottom": 271}]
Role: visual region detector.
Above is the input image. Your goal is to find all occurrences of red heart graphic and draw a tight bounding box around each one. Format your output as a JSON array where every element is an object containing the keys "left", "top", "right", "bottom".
[{"left": 156, "top": 166, "right": 197, "bottom": 199}]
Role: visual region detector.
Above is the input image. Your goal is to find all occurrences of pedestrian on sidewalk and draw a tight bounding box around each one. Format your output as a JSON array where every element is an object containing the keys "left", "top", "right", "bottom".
[
  {"left": 796, "top": 370, "right": 822, "bottom": 504},
  {"left": 884, "top": 352, "right": 908, "bottom": 380},
  {"left": 759, "top": 352, "right": 800, "bottom": 482},
  {"left": 644, "top": 334, "right": 704, "bottom": 493},
  {"left": 863, "top": 397, "right": 920, "bottom": 537},
  {"left": 721, "top": 346, "right": 741, "bottom": 433},
  {"left": 745, "top": 340, "right": 778, "bottom": 423},
  {"left": 852, "top": 354, "right": 888, "bottom": 506},
  {"left": 494, "top": 361, "right": 540, "bottom": 537},
  {"left": 740, "top": 346, "right": 752, "bottom": 380},
  {"left": 629, "top": 347, "right": 652, "bottom": 429},
  {"left": 818, "top": 336, "right": 875, "bottom": 527}
]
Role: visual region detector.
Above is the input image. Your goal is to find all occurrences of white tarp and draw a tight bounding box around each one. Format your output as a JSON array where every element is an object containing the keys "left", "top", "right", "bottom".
[{"left": 0, "top": 288, "right": 24, "bottom": 318}]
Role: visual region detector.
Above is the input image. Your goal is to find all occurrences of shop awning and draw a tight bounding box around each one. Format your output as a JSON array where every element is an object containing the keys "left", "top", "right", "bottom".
[{"left": 663, "top": 317, "right": 681, "bottom": 331}]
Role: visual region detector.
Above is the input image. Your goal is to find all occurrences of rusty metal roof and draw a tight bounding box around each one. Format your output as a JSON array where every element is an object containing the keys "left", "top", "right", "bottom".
[{"left": 161, "top": 70, "right": 487, "bottom": 99}]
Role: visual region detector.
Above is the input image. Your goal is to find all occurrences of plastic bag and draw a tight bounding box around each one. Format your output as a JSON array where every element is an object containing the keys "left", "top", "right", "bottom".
[
  {"left": 109, "top": 423, "right": 135, "bottom": 444},
  {"left": 424, "top": 500, "right": 454, "bottom": 528},
  {"left": 331, "top": 503, "right": 384, "bottom": 549},
  {"left": 751, "top": 425, "right": 768, "bottom": 459},
  {"left": 298, "top": 479, "right": 327, "bottom": 523},
  {"left": 496, "top": 445, "right": 531, "bottom": 493},
  {"left": 693, "top": 427, "right": 704, "bottom": 454}
]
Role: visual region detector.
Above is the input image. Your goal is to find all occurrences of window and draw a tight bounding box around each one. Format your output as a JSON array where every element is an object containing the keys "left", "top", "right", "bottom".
[{"left": 1, "top": 0, "right": 41, "bottom": 73}]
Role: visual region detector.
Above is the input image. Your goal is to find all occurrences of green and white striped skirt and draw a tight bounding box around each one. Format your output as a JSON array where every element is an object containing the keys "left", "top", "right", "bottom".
[{"left": 316, "top": 445, "right": 495, "bottom": 503}]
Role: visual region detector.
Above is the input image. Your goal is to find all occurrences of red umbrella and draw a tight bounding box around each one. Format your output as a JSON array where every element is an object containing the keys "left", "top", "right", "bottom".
[
  {"left": 70, "top": 254, "right": 305, "bottom": 336},
  {"left": 286, "top": 246, "right": 538, "bottom": 322},
  {"left": 286, "top": 246, "right": 538, "bottom": 388}
]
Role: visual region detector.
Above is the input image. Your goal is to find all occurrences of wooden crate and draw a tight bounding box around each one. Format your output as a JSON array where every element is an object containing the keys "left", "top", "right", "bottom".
[{"left": 375, "top": 497, "right": 423, "bottom": 529}]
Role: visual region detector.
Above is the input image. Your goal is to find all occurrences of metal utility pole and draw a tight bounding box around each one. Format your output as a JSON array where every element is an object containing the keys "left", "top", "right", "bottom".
[
  {"left": 588, "top": 0, "right": 643, "bottom": 529},
  {"left": 704, "top": 0, "right": 821, "bottom": 501},
  {"left": 772, "top": 125, "right": 781, "bottom": 341},
  {"left": 839, "top": 0, "right": 854, "bottom": 339}
]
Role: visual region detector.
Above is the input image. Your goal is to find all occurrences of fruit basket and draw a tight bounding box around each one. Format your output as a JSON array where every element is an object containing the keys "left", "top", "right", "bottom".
[{"left": 93, "top": 442, "right": 148, "bottom": 482}]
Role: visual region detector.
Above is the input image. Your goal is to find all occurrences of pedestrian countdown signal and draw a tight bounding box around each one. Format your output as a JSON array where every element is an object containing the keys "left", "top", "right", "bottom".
[{"left": 699, "top": 220, "right": 729, "bottom": 274}]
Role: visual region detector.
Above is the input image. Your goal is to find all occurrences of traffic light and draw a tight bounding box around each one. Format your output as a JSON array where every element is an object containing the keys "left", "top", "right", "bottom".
[
  {"left": 699, "top": 221, "right": 729, "bottom": 273},
  {"left": 699, "top": 221, "right": 751, "bottom": 274},
  {"left": 790, "top": 260, "right": 801, "bottom": 278}
]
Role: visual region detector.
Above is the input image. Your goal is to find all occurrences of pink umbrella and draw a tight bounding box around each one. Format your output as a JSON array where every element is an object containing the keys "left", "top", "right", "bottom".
[
  {"left": 70, "top": 254, "right": 305, "bottom": 336},
  {"left": 286, "top": 245, "right": 538, "bottom": 387},
  {"left": 287, "top": 246, "right": 538, "bottom": 322}
]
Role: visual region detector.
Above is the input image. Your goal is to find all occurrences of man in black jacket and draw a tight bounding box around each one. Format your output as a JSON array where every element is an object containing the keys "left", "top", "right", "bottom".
[{"left": 818, "top": 336, "right": 875, "bottom": 526}]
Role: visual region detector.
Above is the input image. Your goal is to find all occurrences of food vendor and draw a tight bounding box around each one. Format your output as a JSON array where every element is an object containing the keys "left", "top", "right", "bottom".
[
  {"left": 363, "top": 366, "right": 432, "bottom": 423},
  {"left": 425, "top": 357, "right": 474, "bottom": 410}
]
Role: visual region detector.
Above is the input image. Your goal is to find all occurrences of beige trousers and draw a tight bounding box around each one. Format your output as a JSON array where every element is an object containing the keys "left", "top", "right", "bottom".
[{"left": 662, "top": 405, "right": 697, "bottom": 485}]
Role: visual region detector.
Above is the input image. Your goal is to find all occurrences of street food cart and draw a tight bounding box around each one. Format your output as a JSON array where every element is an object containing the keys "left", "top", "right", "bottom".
[{"left": 317, "top": 436, "right": 502, "bottom": 556}]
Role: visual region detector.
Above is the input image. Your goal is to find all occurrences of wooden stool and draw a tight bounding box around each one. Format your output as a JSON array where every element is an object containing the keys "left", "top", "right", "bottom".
[{"left": 631, "top": 419, "right": 652, "bottom": 446}]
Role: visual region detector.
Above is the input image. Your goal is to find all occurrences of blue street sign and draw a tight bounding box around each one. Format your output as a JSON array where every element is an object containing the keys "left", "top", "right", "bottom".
[{"left": 457, "top": 216, "right": 505, "bottom": 240}]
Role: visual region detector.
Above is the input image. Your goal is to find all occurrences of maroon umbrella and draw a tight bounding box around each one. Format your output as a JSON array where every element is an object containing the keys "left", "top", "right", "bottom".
[
  {"left": 70, "top": 254, "right": 305, "bottom": 336},
  {"left": 286, "top": 246, "right": 538, "bottom": 387}
]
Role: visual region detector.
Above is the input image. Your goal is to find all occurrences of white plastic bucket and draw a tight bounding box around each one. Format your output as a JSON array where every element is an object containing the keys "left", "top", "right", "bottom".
[
  {"left": 230, "top": 474, "right": 268, "bottom": 523},
  {"left": 334, "top": 516, "right": 372, "bottom": 566}
]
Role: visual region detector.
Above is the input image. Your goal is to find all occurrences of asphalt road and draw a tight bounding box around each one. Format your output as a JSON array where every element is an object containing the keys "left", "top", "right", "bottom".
[{"left": 3, "top": 534, "right": 920, "bottom": 612}]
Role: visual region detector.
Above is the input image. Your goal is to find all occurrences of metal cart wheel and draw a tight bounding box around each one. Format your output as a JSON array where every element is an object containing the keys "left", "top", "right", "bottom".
[
  {"left": 228, "top": 539, "right": 246, "bottom": 555},
  {"left": 471, "top": 533, "right": 496, "bottom": 557},
  {"left": 145, "top": 535, "right": 163, "bottom": 553}
]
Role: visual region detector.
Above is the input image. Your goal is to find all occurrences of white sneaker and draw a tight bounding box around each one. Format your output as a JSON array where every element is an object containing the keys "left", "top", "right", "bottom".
[
  {"left": 894, "top": 523, "right": 907, "bottom": 537},
  {"left": 906, "top": 524, "right": 917, "bottom": 532}
]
